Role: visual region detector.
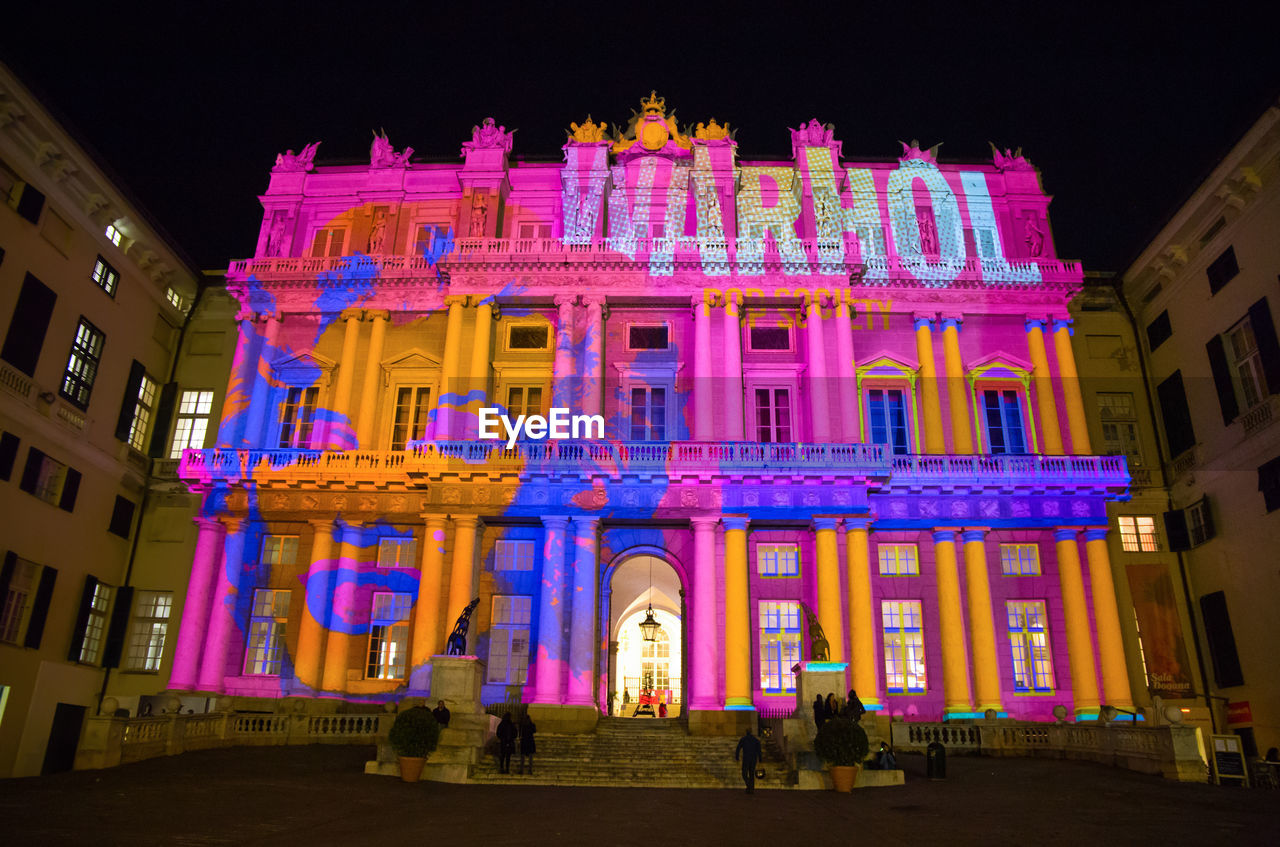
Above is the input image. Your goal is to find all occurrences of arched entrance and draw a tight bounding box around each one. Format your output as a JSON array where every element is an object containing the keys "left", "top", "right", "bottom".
[{"left": 602, "top": 553, "right": 684, "bottom": 718}]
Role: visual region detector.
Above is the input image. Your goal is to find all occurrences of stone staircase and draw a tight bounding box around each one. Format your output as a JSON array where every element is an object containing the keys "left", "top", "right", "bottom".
[{"left": 469, "top": 717, "right": 795, "bottom": 789}]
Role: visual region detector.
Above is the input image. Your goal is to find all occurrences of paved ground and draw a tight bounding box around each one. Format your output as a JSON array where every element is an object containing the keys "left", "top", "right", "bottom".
[{"left": 2, "top": 746, "right": 1276, "bottom": 846}]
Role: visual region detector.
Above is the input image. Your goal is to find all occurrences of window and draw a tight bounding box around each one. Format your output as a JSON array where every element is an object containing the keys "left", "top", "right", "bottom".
[
  {"left": 377, "top": 537, "right": 416, "bottom": 568},
  {"left": 757, "top": 543, "right": 799, "bottom": 577},
  {"left": 641, "top": 629, "right": 671, "bottom": 694},
  {"left": 1117, "top": 516, "right": 1159, "bottom": 552},
  {"left": 126, "top": 373, "right": 158, "bottom": 451},
  {"left": 1199, "top": 591, "right": 1243, "bottom": 688},
  {"left": 506, "top": 385, "right": 546, "bottom": 419},
  {"left": 104, "top": 224, "right": 122, "bottom": 247},
  {"left": 278, "top": 386, "right": 319, "bottom": 448},
  {"left": 1206, "top": 245, "right": 1238, "bottom": 295},
  {"left": 1199, "top": 216, "right": 1226, "bottom": 246},
  {"left": 1007, "top": 600, "right": 1055, "bottom": 692},
  {"left": 627, "top": 324, "right": 670, "bottom": 351},
  {"left": 507, "top": 325, "right": 550, "bottom": 350},
  {"left": 390, "top": 386, "right": 432, "bottom": 450},
  {"left": 1259, "top": 456, "right": 1280, "bottom": 513},
  {"left": 882, "top": 600, "right": 926, "bottom": 693},
  {"left": 108, "top": 496, "right": 136, "bottom": 539},
  {"left": 2, "top": 273, "right": 57, "bottom": 377},
  {"left": 982, "top": 389, "right": 1028, "bottom": 454},
  {"left": 759, "top": 601, "right": 801, "bottom": 693},
  {"left": 90, "top": 256, "right": 119, "bottom": 296},
  {"left": 1187, "top": 498, "right": 1216, "bottom": 547},
  {"left": 517, "top": 222, "right": 552, "bottom": 239},
  {"left": 1156, "top": 371, "right": 1196, "bottom": 457},
  {"left": 999, "top": 544, "right": 1040, "bottom": 576},
  {"left": 630, "top": 386, "right": 667, "bottom": 441},
  {"left": 0, "top": 432, "right": 17, "bottom": 481},
  {"left": 243, "top": 589, "right": 291, "bottom": 675},
  {"left": 10, "top": 182, "right": 45, "bottom": 224},
  {"left": 495, "top": 539, "right": 534, "bottom": 572},
  {"left": 165, "top": 288, "right": 185, "bottom": 311},
  {"left": 261, "top": 536, "right": 299, "bottom": 569},
  {"left": 414, "top": 224, "right": 448, "bottom": 256},
  {"left": 748, "top": 324, "right": 792, "bottom": 351},
  {"left": 754, "top": 387, "right": 792, "bottom": 443},
  {"left": 311, "top": 227, "right": 346, "bottom": 257},
  {"left": 0, "top": 557, "right": 57, "bottom": 648},
  {"left": 1146, "top": 311, "right": 1172, "bottom": 351},
  {"left": 18, "top": 448, "right": 80, "bottom": 511},
  {"left": 1097, "top": 393, "right": 1142, "bottom": 464},
  {"left": 1227, "top": 316, "right": 1267, "bottom": 410},
  {"left": 366, "top": 592, "right": 411, "bottom": 680},
  {"left": 878, "top": 544, "right": 919, "bottom": 576},
  {"left": 60, "top": 318, "right": 105, "bottom": 409},
  {"left": 77, "top": 581, "right": 112, "bottom": 664},
  {"left": 170, "top": 390, "right": 214, "bottom": 458},
  {"left": 867, "top": 388, "right": 910, "bottom": 455},
  {"left": 125, "top": 591, "right": 172, "bottom": 672},
  {"left": 487, "top": 595, "right": 532, "bottom": 684}
]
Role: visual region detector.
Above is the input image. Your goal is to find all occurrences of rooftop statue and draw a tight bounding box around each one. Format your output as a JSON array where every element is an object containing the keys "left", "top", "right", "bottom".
[
  {"left": 899, "top": 138, "right": 943, "bottom": 164},
  {"left": 790, "top": 118, "right": 835, "bottom": 147},
  {"left": 568, "top": 115, "right": 608, "bottom": 143},
  {"left": 613, "top": 91, "right": 691, "bottom": 155},
  {"left": 370, "top": 129, "right": 413, "bottom": 168},
  {"left": 463, "top": 117, "right": 515, "bottom": 154},
  {"left": 693, "top": 118, "right": 733, "bottom": 141},
  {"left": 272, "top": 141, "right": 320, "bottom": 173},
  {"left": 800, "top": 602, "right": 831, "bottom": 662},
  {"left": 989, "top": 142, "right": 1035, "bottom": 171}
]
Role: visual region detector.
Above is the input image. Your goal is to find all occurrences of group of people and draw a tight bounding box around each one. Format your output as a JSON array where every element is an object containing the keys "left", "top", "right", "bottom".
[
  {"left": 495, "top": 712, "right": 537, "bottom": 775},
  {"left": 812, "top": 689, "right": 868, "bottom": 728}
]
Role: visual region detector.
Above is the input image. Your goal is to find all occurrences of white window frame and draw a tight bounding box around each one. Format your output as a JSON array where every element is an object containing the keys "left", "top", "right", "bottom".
[
  {"left": 125, "top": 590, "right": 173, "bottom": 672},
  {"left": 0, "top": 559, "right": 41, "bottom": 644},
  {"left": 60, "top": 317, "right": 105, "bottom": 409},
  {"left": 78, "top": 581, "right": 112, "bottom": 665},
  {"left": 243, "top": 589, "right": 291, "bottom": 676},
  {"left": 757, "top": 543, "right": 800, "bottom": 578},
  {"left": 882, "top": 599, "right": 926, "bottom": 693},
  {"left": 495, "top": 539, "right": 535, "bottom": 572},
  {"left": 91, "top": 256, "right": 119, "bottom": 296},
  {"left": 878, "top": 543, "right": 919, "bottom": 576},
  {"left": 999, "top": 543, "right": 1041, "bottom": 576},
  {"left": 487, "top": 595, "right": 532, "bottom": 684},
  {"left": 1117, "top": 516, "right": 1159, "bottom": 553},
  {"left": 1228, "top": 316, "right": 1267, "bottom": 411},
  {"left": 170, "top": 390, "right": 215, "bottom": 458},
  {"left": 128, "top": 373, "right": 158, "bottom": 451},
  {"left": 759, "top": 600, "right": 801, "bottom": 693},
  {"left": 366, "top": 592, "right": 411, "bottom": 680},
  {"left": 105, "top": 224, "right": 122, "bottom": 246},
  {"left": 377, "top": 537, "right": 417, "bottom": 568}
]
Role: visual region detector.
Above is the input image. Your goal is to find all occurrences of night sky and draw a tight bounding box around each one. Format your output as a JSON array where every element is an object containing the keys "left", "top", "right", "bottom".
[{"left": 3, "top": 5, "right": 1276, "bottom": 274}]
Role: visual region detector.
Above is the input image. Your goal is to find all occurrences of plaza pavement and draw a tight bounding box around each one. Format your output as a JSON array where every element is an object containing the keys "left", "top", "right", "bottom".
[{"left": 1, "top": 744, "right": 1276, "bottom": 845}]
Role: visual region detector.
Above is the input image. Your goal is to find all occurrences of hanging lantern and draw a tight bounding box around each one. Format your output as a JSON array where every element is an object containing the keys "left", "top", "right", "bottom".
[{"left": 639, "top": 604, "right": 662, "bottom": 642}]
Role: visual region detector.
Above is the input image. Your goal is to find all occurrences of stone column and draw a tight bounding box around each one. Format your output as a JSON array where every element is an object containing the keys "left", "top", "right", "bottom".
[
  {"left": 688, "top": 516, "right": 720, "bottom": 710},
  {"left": 321, "top": 521, "right": 363, "bottom": 693},
  {"left": 1083, "top": 528, "right": 1134, "bottom": 710},
  {"left": 243, "top": 313, "right": 281, "bottom": 448},
  {"left": 217, "top": 311, "right": 265, "bottom": 448},
  {"left": 1052, "top": 319, "right": 1092, "bottom": 454},
  {"left": 582, "top": 296, "right": 606, "bottom": 417},
  {"left": 961, "top": 529, "right": 1002, "bottom": 713},
  {"left": 813, "top": 517, "right": 845, "bottom": 662},
  {"left": 196, "top": 516, "right": 246, "bottom": 693},
  {"left": 463, "top": 299, "right": 495, "bottom": 438},
  {"left": 566, "top": 516, "right": 601, "bottom": 706},
  {"left": 293, "top": 518, "right": 336, "bottom": 690},
  {"left": 942, "top": 317, "right": 974, "bottom": 454},
  {"left": 915, "top": 316, "right": 945, "bottom": 454},
  {"left": 1026, "top": 319, "right": 1064, "bottom": 455},
  {"left": 409, "top": 514, "right": 449, "bottom": 686},
  {"left": 843, "top": 518, "right": 878, "bottom": 707},
  {"left": 444, "top": 515, "right": 480, "bottom": 641},
  {"left": 723, "top": 293, "right": 745, "bottom": 440},
  {"left": 533, "top": 516, "right": 570, "bottom": 704},
  {"left": 693, "top": 295, "right": 714, "bottom": 441},
  {"left": 806, "top": 295, "right": 831, "bottom": 442},
  {"left": 834, "top": 296, "right": 859, "bottom": 442},
  {"left": 551, "top": 295, "right": 577, "bottom": 412},
  {"left": 434, "top": 295, "right": 467, "bottom": 440},
  {"left": 1054, "top": 528, "right": 1100, "bottom": 716},
  {"left": 932, "top": 529, "right": 973, "bottom": 716},
  {"left": 169, "top": 517, "right": 226, "bottom": 690},
  {"left": 723, "top": 516, "right": 751, "bottom": 709},
  {"left": 354, "top": 310, "right": 388, "bottom": 448}
]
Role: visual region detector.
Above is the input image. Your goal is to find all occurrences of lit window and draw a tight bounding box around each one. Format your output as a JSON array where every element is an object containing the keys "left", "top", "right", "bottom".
[
  {"left": 867, "top": 388, "right": 910, "bottom": 455},
  {"left": 630, "top": 386, "right": 667, "bottom": 441},
  {"left": 1007, "top": 600, "right": 1055, "bottom": 691},
  {"left": 278, "top": 386, "right": 319, "bottom": 448},
  {"left": 487, "top": 595, "right": 532, "bottom": 684},
  {"left": 311, "top": 227, "right": 346, "bottom": 257},
  {"left": 366, "top": 592, "right": 411, "bottom": 680},
  {"left": 391, "top": 386, "right": 432, "bottom": 450},
  {"left": 90, "top": 256, "right": 119, "bottom": 296},
  {"left": 882, "top": 600, "right": 926, "bottom": 693},
  {"left": 243, "top": 589, "right": 290, "bottom": 675},
  {"left": 1117, "top": 516, "right": 1160, "bottom": 552},
  {"left": 128, "top": 374, "right": 158, "bottom": 451},
  {"left": 0, "top": 558, "right": 49, "bottom": 645},
  {"left": 165, "top": 287, "right": 185, "bottom": 311},
  {"left": 878, "top": 544, "right": 919, "bottom": 576},
  {"left": 999, "top": 544, "right": 1041, "bottom": 575},
  {"left": 641, "top": 629, "right": 672, "bottom": 694},
  {"left": 759, "top": 601, "right": 801, "bottom": 693},
  {"left": 170, "top": 390, "right": 214, "bottom": 458},
  {"left": 506, "top": 385, "right": 545, "bottom": 419},
  {"left": 1098, "top": 393, "right": 1142, "bottom": 465},
  {"left": 105, "top": 224, "right": 122, "bottom": 246},
  {"left": 982, "top": 389, "right": 1028, "bottom": 454},
  {"left": 754, "top": 388, "right": 792, "bottom": 443},
  {"left": 60, "top": 318, "right": 106, "bottom": 409},
  {"left": 757, "top": 543, "right": 800, "bottom": 577},
  {"left": 261, "top": 535, "right": 299, "bottom": 568},
  {"left": 495, "top": 539, "right": 534, "bottom": 572},
  {"left": 78, "top": 581, "right": 112, "bottom": 664},
  {"left": 377, "top": 537, "right": 416, "bottom": 568},
  {"left": 1228, "top": 316, "right": 1267, "bottom": 410},
  {"left": 125, "top": 591, "right": 172, "bottom": 672}
]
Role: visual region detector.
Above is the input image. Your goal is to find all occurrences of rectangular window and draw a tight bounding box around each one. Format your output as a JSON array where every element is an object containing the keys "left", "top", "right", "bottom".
[
  {"left": 983, "top": 389, "right": 1028, "bottom": 454},
  {"left": 170, "top": 390, "right": 214, "bottom": 458},
  {"left": 495, "top": 539, "right": 534, "bottom": 572},
  {"left": 11, "top": 182, "right": 46, "bottom": 224},
  {"left": 1207, "top": 245, "right": 1239, "bottom": 295},
  {"left": 517, "top": 222, "right": 552, "bottom": 239},
  {"left": 78, "top": 581, "right": 112, "bottom": 664},
  {"left": 999, "top": 544, "right": 1041, "bottom": 576},
  {"left": 366, "top": 592, "right": 411, "bottom": 680},
  {"left": 105, "top": 224, "right": 122, "bottom": 246},
  {"left": 867, "top": 388, "right": 910, "bottom": 455},
  {"left": 1187, "top": 497, "right": 1216, "bottom": 547},
  {"left": 1156, "top": 371, "right": 1196, "bottom": 457},
  {"left": 391, "top": 386, "right": 432, "bottom": 450},
  {"left": 278, "top": 386, "right": 319, "bottom": 448},
  {"left": 630, "top": 386, "right": 667, "bottom": 441},
  {"left": 1227, "top": 316, "right": 1267, "bottom": 410},
  {"left": 377, "top": 538, "right": 416, "bottom": 568},
  {"left": 165, "top": 288, "right": 185, "bottom": 311},
  {"left": 757, "top": 543, "right": 799, "bottom": 577},
  {"left": 626, "top": 324, "right": 670, "bottom": 351},
  {"left": 414, "top": 224, "right": 448, "bottom": 257},
  {"left": 127, "top": 373, "right": 158, "bottom": 451},
  {"left": 753, "top": 387, "right": 791, "bottom": 443},
  {"left": 1097, "top": 393, "right": 1142, "bottom": 464},
  {"left": 90, "top": 256, "right": 119, "bottom": 297},
  {"left": 125, "top": 590, "right": 172, "bottom": 672},
  {"left": 507, "top": 325, "right": 550, "bottom": 350},
  {"left": 878, "top": 544, "right": 920, "bottom": 576},
  {"left": 1117, "top": 516, "right": 1159, "bottom": 552},
  {"left": 882, "top": 600, "right": 926, "bottom": 693},
  {"left": 108, "top": 495, "right": 136, "bottom": 539},
  {"left": 261, "top": 536, "right": 299, "bottom": 568},
  {"left": 1007, "top": 600, "right": 1055, "bottom": 692},
  {"left": 487, "top": 595, "right": 532, "bottom": 684},
  {"left": 243, "top": 589, "right": 291, "bottom": 675},
  {"left": 1, "top": 273, "right": 57, "bottom": 378},
  {"left": 1258, "top": 455, "right": 1280, "bottom": 513},
  {"left": 759, "top": 600, "right": 801, "bottom": 693},
  {"left": 19, "top": 448, "right": 80, "bottom": 511},
  {"left": 1146, "top": 311, "right": 1172, "bottom": 351},
  {"left": 506, "top": 385, "right": 545, "bottom": 420},
  {"left": 748, "top": 325, "right": 791, "bottom": 351},
  {"left": 60, "top": 318, "right": 105, "bottom": 409},
  {"left": 0, "top": 431, "right": 17, "bottom": 481},
  {"left": 1, "top": 558, "right": 40, "bottom": 644},
  {"left": 310, "top": 227, "right": 346, "bottom": 257},
  {"left": 1199, "top": 591, "right": 1243, "bottom": 688}
]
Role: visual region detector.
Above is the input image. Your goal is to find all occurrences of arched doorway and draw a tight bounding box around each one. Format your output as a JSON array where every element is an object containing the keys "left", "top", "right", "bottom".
[{"left": 604, "top": 554, "right": 684, "bottom": 718}]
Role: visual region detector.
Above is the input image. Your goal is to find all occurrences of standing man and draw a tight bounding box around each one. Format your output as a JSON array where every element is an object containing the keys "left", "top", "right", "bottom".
[
  {"left": 734, "top": 727, "right": 763, "bottom": 794},
  {"left": 432, "top": 700, "right": 451, "bottom": 728}
]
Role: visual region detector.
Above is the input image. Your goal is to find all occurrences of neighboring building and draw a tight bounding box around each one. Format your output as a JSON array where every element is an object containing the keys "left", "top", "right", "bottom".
[
  {"left": 1120, "top": 101, "right": 1280, "bottom": 757},
  {"left": 173, "top": 95, "right": 1133, "bottom": 737},
  {"left": 0, "top": 63, "right": 201, "bottom": 776}
]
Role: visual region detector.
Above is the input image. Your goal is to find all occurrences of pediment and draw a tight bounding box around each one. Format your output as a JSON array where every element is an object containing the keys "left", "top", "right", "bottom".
[
  {"left": 273, "top": 349, "right": 336, "bottom": 373},
  {"left": 382, "top": 347, "right": 441, "bottom": 369}
]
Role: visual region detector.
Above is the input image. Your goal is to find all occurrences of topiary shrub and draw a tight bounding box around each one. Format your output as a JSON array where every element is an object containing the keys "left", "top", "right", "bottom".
[
  {"left": 388, "top": 706, "right": 441, "bottom": 758},
  {"left": 814, "top": 716, "right": 869, "bottom": 767}
]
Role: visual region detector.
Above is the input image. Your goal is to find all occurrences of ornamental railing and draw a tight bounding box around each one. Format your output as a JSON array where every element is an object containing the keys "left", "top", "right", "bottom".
[{"left": 887, "top": 453, "right": 1130, "bottom": 487}]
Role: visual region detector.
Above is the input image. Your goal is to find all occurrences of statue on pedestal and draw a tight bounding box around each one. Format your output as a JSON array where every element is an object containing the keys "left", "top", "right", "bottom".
[
  {"left": 446, "top": 597, "right": 480, "bottom": 655},
  {"left": 800, "top": 602, "right": 830, "bottom": 661},
  {"left": 272, "top": 141, "right": 320, "bottom": 173}
]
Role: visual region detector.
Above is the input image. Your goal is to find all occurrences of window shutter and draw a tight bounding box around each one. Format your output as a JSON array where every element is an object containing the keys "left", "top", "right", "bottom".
[
  {"left": 1247, "top": 298, "right": 1280, "bottom": 394},
  {"left": 1198, "top": 499, "right": 1216, "bottom": 542},
  {"left": 101, "top": 585, "right": 133, "bottom": 668},
  {"left": 1163, "top": 509, "right": 1190, "bottom": 552},
  {"left": 1, "top": 273, "right": 57, "bottom": 377},
  {"left": 0, "top": 431, "right": 18, "bottom": 480},
  {"left": 114, "top": 360, "right": 146, "bottom": 443},
  {"left": 1199, "top": 591, "right": 1244, "bottom": 688},
  {"left": 67, "top": 576, "right": 97, "bottom": 661},
  {"left": 148, "top": 382, "right": 179, "bottom": 458},
  {"left": 19, "top": 447, "right": 43, "bottom": 494},
  {"left": 0, "top": 551, "right": 15, "bottom": 608},
  {"left": 24, "top": 565, "right": 57, "bottom": 649},
  {"left": 1205, "top": 335, "right": 1239, "bottom": 425},
  {"left": 58, "top": 468, "right": 81, "bottom": 512},
  {"left": 1156, "top": 371, "right": 1197, "bottom": 456}
]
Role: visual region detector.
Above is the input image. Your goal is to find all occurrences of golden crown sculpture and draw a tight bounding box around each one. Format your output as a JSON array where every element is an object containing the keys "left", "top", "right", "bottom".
[
  {"left": 641, "top": 90, "right": 666, "bottom": 115},
  {"left": 568, "top": 115, "right": 608, "bottom": 143}
]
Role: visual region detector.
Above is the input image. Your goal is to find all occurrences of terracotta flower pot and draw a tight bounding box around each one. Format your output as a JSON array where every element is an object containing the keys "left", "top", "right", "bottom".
[
  {"left": 830, "top": 764, "right": 859, "bottom": 793},
  {"left": 398, "top": 756, "right": 426, "bottom": 783}
]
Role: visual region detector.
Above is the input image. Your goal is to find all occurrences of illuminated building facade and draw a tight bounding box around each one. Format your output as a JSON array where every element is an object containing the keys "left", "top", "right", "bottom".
[{"left": 173, "top": 94, "right": 1133, "bottom": 733}]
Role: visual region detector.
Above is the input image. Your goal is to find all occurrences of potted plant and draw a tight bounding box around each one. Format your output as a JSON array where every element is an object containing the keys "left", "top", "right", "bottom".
[
  {"left": 814, "top": 715, "right": 869, "bottom": 793},
  {"left": 388, "top": 706, "right": 441, "bottom": 783}
]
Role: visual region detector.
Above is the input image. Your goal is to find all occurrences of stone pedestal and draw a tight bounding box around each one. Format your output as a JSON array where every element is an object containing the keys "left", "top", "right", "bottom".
[
  {"left": 793, "top": 661, "right": 850, "bottom": 734},
  {"left": 687, "top": 709, "right": 755, "bottom": 736},
  {"left": 526, "top": 703, "right": 599, "bottom": 735},
  {"left": 429, "top": 655, "right": 485, "bottom": 713}
]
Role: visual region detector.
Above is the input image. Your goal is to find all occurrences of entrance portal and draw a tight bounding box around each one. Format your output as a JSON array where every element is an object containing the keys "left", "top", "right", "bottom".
[{"left": 606, "top": 555, "right": 683, "bottom": 718}]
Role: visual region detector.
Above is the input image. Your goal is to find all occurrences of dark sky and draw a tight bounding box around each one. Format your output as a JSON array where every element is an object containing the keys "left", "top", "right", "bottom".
[{"left": 4, "top": 4, "right": 1276, "bottom": 273}]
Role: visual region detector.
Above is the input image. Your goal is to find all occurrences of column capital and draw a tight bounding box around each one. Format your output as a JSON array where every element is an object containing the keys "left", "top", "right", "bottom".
[
  {"left": 339, "top": 307, "right": 364, "bottom": 322},
  {"left": 365, "top": 309, "right": 390, "bottom": 322},
  {"left": 540, "top": 515, "right": 571, "bottom": 530},
  {"left": 419, "top": 512, "right": 449, "bottom": 527},
  {"left": 193, "top": 516, "right": 227, "bottom": 533},
  {"left": 1023, "top": 316, "right": 1049, "bottom": 332},
  {"left": 472, "top": 294, "right": 496, "bottom": 310},
  {"left": 306, "top": 517, "right": 337, "bottom": 531},
  {"left": 582, "top": 294, "right": 606, "bottom": 309},
  {"left": 452, "top": 514, "right": 481, "bottom": 530},
  {"left": 961, "top": 528, "right": 988, "bottom": 543},
  {"left": 722, "top": 516, "right": 750, "bottom": 532},
  {"left": 1053, "top": 527, "right": 1081, "bottom": 542},
  {"left": 812, "top": 517, "right": 840, "bottom": 532},
  {"left": 841, "top": 516, "right": 874, "bottom": 531},
  {"left": 1050, "top": 317, "right": 1074, "bottom": 335},
  {"left": 1082, "top": 527, "right": 1109, "bottom": 542},
  {"left": 572, "top": 515, "right": 601, "bottom": 533},
  {"left": 443, "top": 294, "right": 469, "bottom": 308},
  {"left": 931, "top": 529, "right": 957, "bottom": 544},
  {"left": 940, "top": 314, "right": 963, "bottom": 330},
  {"left": 690, "top": 515, "right": 719, "bottom": 531},
  {"left": 913, "top": 313, "right": 936, "bottom": 331},
  {"left": 553, "top": 294, "right": 579, "bottom": 310},
  {"left": 218, "top": 515, "right": 246, "bottom": 533}
]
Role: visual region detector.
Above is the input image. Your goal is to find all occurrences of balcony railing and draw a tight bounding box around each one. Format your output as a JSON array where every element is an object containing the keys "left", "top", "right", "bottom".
[{"left": 887, "top": 453, "right": 1130, "bottom": 488}]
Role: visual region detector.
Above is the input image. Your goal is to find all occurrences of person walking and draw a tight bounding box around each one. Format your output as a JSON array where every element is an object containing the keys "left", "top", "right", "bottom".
[
  {"left": 518, "top": 713, "right": 537, "bottom": 775},
  {"left": 432, "top": 699, "right": 451, "bottom": 728},
  {"left": 735, "top": 727, "right": 763, "bottom": 794},
  {"left": 496, "top": 712, "right": 517, "bottom": 774}
]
